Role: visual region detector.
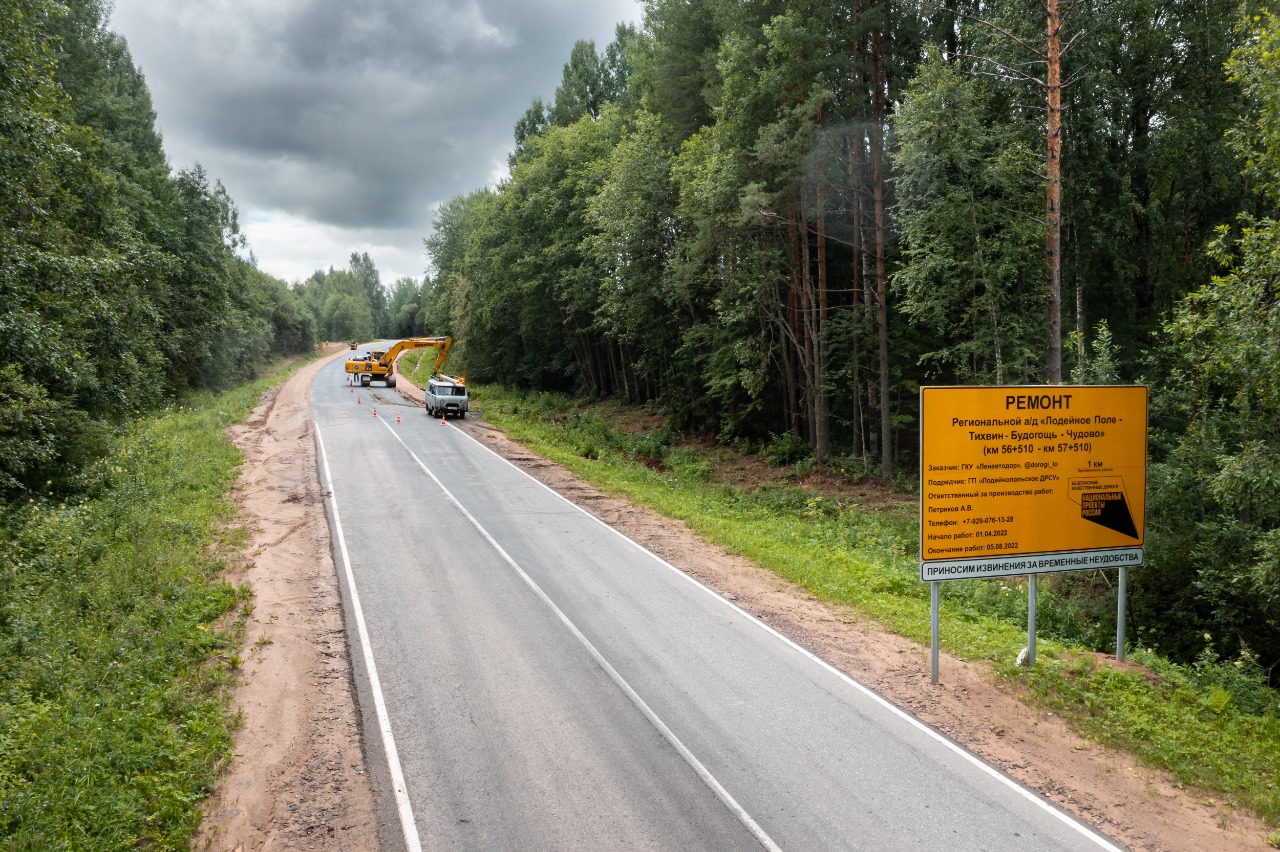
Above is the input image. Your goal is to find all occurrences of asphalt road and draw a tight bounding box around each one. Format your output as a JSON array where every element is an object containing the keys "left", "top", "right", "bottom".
[{"left": 311, "top": 358, "right": 1121, "bottom": 851}]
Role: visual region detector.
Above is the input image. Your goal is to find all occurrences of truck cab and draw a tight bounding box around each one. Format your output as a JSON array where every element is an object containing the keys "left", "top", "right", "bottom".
[{"left": 425, "top": 375, "right": 468, "bottom": 418}]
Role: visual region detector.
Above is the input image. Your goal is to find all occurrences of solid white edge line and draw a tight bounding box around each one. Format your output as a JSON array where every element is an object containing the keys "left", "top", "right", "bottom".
[
  {"left": 376, "top": 416, "right": 782, "bottom": 852},
  {"left": 446, "top": 422, "right": 1125, "bottom": 852},
  {"left": 314, "top": 422, "right": 423, "bottom": 852}
]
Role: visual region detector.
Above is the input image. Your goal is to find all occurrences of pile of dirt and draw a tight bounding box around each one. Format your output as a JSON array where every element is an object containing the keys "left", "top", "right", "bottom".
[{"left": 194, "top": 356, "right": 1270, "bottom": 851}]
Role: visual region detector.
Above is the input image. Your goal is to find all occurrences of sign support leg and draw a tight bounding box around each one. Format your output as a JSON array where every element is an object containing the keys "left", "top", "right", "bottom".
[
  {"left": 1027, "top": 574, "right": 1037, "bottom": 669},
  {"left": 1116, "top": 565, "right": 1127, "bottom": 662},
  {"left": 930, "top": 581, "right": 940, "bottom": 685}
]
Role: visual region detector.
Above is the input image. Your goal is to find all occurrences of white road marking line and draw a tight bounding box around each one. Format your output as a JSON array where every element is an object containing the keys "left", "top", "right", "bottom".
[
  {"left": 377, "top": 416, "right": 782, "bottom": 852},
  {"left": 314, "top": 422, "right": 423, "bottom": 852},
  {"left": 447, "top": 422, "right": 1124, "bottom": 852}
]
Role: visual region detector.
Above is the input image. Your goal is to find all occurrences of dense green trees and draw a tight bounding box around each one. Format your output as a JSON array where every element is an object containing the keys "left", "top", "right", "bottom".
[
  {"left": 423, "top": 1, "right": 1279, "bottom": 675},
  {"left": 0, "top": 0, "right": 318, "bottom": 496},
  {"left": 1136, "top": 8, "right": 1280, "bottom": 666},
  {"left": 893, "top": 56, "right": 1044, "bottom": 384},
  {"left": 296, "top": 251, "right": 401, "bottom": 344}
]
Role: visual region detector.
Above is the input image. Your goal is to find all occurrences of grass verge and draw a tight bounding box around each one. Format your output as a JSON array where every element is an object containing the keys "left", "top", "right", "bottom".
[
  {"left": 402, "top": 347, "right": 452, "bottom": 384},
  {"left": 0, "top": 352, "right": 318, "bottom": 849},
  {"left": 461, "top": 382, "right": 1280, "bottom": 831}
]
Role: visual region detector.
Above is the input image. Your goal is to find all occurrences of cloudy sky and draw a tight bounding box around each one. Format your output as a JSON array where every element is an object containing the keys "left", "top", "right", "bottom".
[{"left": 108, "top": 0, "right": 644, "bottom": 286}]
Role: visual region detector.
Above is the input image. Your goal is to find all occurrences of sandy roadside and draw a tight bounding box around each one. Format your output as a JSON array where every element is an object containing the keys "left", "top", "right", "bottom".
[{"left": 195, "top": 348, "right": 378, "bottom": 851}]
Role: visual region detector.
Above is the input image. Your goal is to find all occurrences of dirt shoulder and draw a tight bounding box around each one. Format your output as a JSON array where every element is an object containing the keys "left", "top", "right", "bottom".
[
  {"left": 196, "top": 357, "right": 1270, "bottom": 851},
  {"left": 195, "top": 348, "right": 378, "bottom": 851}
]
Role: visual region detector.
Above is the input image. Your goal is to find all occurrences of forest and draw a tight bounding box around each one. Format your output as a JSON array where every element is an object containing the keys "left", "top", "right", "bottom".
[
  {"left": 410, "top": 0, "right": 1280, "bottom": 681},
  {"left": 0, "top": 0, "right": 319, "bottom": 493},
  {"left": 0, "top": 0, "right": 413, "bottom": 495},
  {"left": 2, "top": 0, "right": 1277, "bottom": 688}
]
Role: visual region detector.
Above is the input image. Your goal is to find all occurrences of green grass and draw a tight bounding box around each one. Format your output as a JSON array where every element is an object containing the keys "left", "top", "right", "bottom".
[
  {"left": 401, "top": 347, "right": 444, "bottom": 385},
  {"left": 469, "top": 383, "right": 1280, "bottom": 830},
  {"left": 0, "top": 352, "right": 318, "bottom": 850}
]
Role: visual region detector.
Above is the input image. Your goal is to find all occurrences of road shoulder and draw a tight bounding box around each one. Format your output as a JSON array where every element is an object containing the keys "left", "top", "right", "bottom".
[{"left": 194, "top": 348, "right": 378, "bottom": 851}]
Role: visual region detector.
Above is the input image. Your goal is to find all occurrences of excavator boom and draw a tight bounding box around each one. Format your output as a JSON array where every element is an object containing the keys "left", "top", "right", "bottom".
[{"left": 344, "top": 336, "right": 451, "bottom": 387}]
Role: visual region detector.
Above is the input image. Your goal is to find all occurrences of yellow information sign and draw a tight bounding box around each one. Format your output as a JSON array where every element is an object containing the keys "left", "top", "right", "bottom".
[{"left": 920, "top": 386, "right": 1148, "bottom": 581}]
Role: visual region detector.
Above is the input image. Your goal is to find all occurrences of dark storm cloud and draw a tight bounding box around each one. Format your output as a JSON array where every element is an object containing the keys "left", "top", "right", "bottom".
[{"left": 110, "top": 0, "right": 641, "bottom": 234}]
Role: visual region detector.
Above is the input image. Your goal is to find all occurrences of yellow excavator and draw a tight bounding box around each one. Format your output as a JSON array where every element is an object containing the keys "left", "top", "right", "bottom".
[{"left": 345, "top": 336, "right": 451, "bottom": 388}]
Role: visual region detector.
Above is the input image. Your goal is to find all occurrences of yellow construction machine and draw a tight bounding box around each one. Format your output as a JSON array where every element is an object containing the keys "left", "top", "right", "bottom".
[{"left": 345, "top": 336, "right": 451, "bottom": 388}]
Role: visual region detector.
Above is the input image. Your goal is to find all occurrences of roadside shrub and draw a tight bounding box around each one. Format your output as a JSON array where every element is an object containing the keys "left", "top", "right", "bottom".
[
  {"left": 629, "top": 430, "right": 673, "bottom": 465},
  {"left": 668, "top": 448, "right": 712, "bottom": 481},
  {"left": 761, "top": 432, "right": 811, "bottom": 467}
]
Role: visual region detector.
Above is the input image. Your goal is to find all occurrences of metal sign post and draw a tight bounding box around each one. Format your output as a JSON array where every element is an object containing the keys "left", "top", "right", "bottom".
[
  {"left": 1027, "top": 574, "right": 1037, "bottom": 668},
  {"left": 930, "top": 582, "right": 940, "bottom": 683},
  {"left": 1116, "top": 564, "right": 1128, "bottom": 662}
]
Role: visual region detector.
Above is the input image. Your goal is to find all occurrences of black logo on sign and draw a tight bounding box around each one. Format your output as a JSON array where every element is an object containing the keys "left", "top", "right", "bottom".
[{"left": 1079, "top": 489, "right": 1138, "bottom": 538}]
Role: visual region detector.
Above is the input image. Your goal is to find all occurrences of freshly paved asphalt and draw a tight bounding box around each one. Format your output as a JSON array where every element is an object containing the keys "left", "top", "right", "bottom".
[{"left": 311, "top": 358, "right": 1120, "bottom": 851}]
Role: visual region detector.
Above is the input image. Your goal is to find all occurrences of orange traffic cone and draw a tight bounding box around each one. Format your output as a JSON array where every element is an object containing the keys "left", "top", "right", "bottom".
[
  {"left": 440, "top": 413, "right": 447, "bottom": 426},
  {"left": 396, "top": 413, "right": 401, "bottom": 424},
  {"left": 373, "top": 407, "right": 378, "bottom": 417},
  {"left": 357, "top": 396, "right": 361, "bottom": 405}
]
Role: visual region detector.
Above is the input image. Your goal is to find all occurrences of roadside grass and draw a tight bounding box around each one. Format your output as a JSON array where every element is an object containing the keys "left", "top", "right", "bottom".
[
  {"left": 402, "top": 347, "right": 445, "bottom": 385},
  {"left": 0, "top": 352, "right": 317, "bottom": 849},
  {"left": 466, "top": 383, "right": 1280, "bottom": 831}
]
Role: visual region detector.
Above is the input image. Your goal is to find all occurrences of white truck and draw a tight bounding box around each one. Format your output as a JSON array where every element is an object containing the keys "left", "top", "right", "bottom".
[{"left": 425, "top": 374, "right": 468, "bottom": 419}]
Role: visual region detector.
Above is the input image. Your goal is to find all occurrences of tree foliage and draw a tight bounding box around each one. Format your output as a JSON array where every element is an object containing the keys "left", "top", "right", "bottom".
[
  {"left": 297, "top": 252, "right": 398, "bottom": 344},
  {"left": 893, "top": 55, "right": 1043, "bottom": 383},
  {"left": 1136, "top": 8, "right": 1280, "bottom": 669},
  {"left": 0, "top": 0, "right": 317, "bottom": 496},
  {"left": 422, "top": 0, "right": 1278, "bottom": 676}
]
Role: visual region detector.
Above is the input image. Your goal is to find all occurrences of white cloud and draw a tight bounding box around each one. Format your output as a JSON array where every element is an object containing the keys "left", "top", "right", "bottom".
[
  {"left": 109, "top": 0, "right": 644, "bottom": 284},
  {"left": 243, "top": 210, "right": 428, "bottom": 286}
]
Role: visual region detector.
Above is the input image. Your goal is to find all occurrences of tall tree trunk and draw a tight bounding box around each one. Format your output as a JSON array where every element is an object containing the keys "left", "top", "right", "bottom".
[
  {"left": 1074, "top": 221, "right": 1084, "bottom": 376},
  {"left": 871, "top": 22, "right": 893, "bottom": 478},
  {"left": 576, "top": 332, "right": 598, "bottom": 394},
  {"left": 849, "top": 12, "right": 867, "bottom": 466},
  {"left": 847, "top": 134, "right": 866, "bottom": 462},
  {"left": 799, "top": 207, "right": 817, "bottom": 448},
  {"left": 1045, "top": 0, "right": 1063, "bottom": 383},
  {"left": 787, "top": 234, "right": 803, "bottom": 438},
  {"left": 861, "top": 133, "right": 879, "bottom": 467},
  {"left": 816, "top": 167, "right": 830, "bottom": 461}
]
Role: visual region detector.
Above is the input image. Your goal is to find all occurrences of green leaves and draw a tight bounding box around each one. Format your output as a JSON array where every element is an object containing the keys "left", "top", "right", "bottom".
[
  {"left": 0, "top": 0, "right": 315, "bottom": 495},
  {"left": 892, "top": 56, "right": 1043, "bottom": 384},
  {"left": 1227, "top": 9, "right": 1280, "bottom": 203},
  {"left": 1144, "top": 17, "right": 1280, "bottom": 677}
]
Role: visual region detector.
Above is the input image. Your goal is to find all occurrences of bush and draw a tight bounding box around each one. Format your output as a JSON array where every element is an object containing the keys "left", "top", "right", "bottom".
[
  {"left": 761, "top": 432, "right": 812, "bottom": 467},
  {"left": 668, "top": 448, "right": 712, "bottom": 481}
]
